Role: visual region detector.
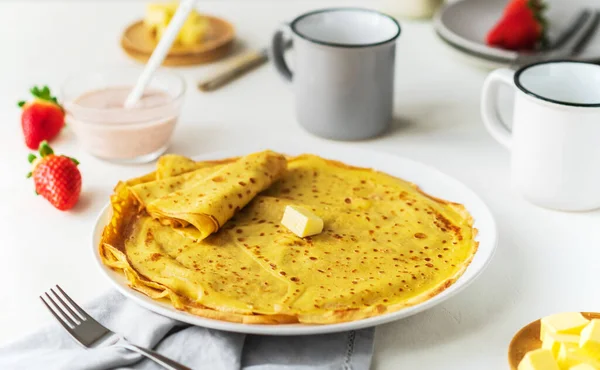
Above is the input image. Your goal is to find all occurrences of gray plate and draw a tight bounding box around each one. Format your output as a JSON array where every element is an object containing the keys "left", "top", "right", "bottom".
[{"left": 434, "top": 0, "right": 600, "bottom": 62}]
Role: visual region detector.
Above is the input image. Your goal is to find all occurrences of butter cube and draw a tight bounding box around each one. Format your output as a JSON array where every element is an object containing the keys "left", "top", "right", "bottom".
[
  {"left": 558, "top": 343, "right": 600, "bottom": 368},
  {"left": 581, "top": 320, "right": 600, "bottom": 355},
  {"left": 281, "top": 206, "right": 323, "bottom": 237},
  {"left": 145, "top": 2, "right": 208, "bottom": 46},
  {"left": 542, "top": 332, "right": 580, "bottom": 357},
  {"left": 541, "top": 312, "right": 589, "bottom": 339},
  {"left": 570, "top": 364, "right": 598, "bottom": 370},
  {"left": 518, "top": 349, "right": 560, "bottom": 370},
  {"left": 145, "top": 2, "right": 177, "bottom": 31},
  {"left": 178, "top": 14, "right": 209, "bottom": 46}
]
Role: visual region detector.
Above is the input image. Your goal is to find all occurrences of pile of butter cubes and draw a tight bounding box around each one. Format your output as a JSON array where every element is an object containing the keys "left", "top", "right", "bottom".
[
  {"left": 144, "top": 2, "right": 209, "bottom": 46},
  {"left": 519, "top": 313, "right": 600, "bottom": 369}
]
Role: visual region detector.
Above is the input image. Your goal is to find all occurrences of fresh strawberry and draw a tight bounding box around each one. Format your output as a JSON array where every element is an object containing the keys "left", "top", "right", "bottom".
[
  {"left": 504, "top": 0, "right": 543, "bottom": 16},
  {"left": 27, "top": 141, "right": 81, "bottom": 211},
  {"left": 486, "top": 0, "right": 547, "bottom": 51},
  {"left": 18, "top": 86, "right": 65, "bottom": 150}
]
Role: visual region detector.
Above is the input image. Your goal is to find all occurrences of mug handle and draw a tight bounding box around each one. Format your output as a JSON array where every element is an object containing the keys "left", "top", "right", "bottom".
[
  {"left": 271, "top": 25, "right": 293, "bottom": 82},
  {"left": 480, "top": 68, "right": 515, "bottom": 149}
]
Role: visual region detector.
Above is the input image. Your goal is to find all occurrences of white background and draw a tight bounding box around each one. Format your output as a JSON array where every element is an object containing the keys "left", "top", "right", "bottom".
[{"left": 1, "top": 1, "right": 599, "bottom": 369}]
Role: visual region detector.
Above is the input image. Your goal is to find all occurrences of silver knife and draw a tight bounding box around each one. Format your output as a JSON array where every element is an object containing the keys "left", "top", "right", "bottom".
[
  {"left": 511, "top": 9, "right": 599, "bottom": 68},
  {"left": 198, "top": 40, "right": 292, "bottom": 92}
]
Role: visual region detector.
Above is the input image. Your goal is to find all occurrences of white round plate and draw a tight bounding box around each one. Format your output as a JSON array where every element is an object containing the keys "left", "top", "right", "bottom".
[
  {"left": 92, "top": 143, "right": 497, "bottom": 335},
  {"left": 434, "top": 0, "right": 600, "bottom": 62}
]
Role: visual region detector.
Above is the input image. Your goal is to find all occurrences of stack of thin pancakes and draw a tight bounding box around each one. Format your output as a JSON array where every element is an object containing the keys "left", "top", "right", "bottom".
[{"left": 100, "top": 150, "right": 478, "bottom": 324}]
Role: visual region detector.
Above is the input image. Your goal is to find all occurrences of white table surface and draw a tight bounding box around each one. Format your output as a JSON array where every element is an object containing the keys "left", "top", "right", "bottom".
[{"left": 1, "top": 1, "right": 599, "bottom": 369}]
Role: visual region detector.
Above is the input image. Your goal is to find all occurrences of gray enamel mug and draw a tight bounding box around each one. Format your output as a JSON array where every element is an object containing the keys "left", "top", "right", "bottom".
[{"left": 271, "top": 8, "right": 401, "bottom": 140}]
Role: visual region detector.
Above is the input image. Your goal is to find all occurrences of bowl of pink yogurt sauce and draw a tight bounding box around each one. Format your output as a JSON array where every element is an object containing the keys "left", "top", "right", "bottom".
[{"left": 62, "top": 66, "right": 185, "bottom": 163}]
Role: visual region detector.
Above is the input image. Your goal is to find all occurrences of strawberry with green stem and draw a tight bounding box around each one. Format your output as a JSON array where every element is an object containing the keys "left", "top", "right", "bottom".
[
  {"left": 27, "top": 141, "right": 81, "bottom": 211},
  {"left": 486, "top": 0, "right": 548, "bottom": 51},
  {"left": 18, "top": 85, "right": 65, "bottom": 150}
]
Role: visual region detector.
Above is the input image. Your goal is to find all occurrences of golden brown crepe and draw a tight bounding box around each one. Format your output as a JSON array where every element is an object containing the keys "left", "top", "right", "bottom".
[{"left": 100, "top": 152, "right": 478, "bottom": 324}]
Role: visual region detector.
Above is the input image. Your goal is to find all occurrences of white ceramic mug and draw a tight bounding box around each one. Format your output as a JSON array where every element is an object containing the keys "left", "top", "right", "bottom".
[
  {"left": 481, "top": 61, "right": 600, "bottom": 211},
  {"left": 271, "top": 8, "right": 400, "bottom": 140}
]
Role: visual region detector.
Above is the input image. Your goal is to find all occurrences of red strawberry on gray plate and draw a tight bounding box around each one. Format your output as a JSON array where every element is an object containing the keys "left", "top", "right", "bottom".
[{"left": 486, "top": 0, "right": 548, "bottom": 51}]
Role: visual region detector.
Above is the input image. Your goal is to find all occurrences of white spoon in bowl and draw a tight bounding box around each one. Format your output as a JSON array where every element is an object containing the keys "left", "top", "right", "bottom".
[{"left": 124, "top": 0, "right": 197, "bottom": 108}]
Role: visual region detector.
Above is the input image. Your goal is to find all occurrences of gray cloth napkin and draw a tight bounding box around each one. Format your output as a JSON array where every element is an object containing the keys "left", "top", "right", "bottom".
[{"left": 0, "top": 291, "right": 375, "bottom": 370}]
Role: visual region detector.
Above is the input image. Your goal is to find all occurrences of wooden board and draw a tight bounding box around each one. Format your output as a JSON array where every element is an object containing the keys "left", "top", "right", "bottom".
[
  {"left": 121, "top": 39, "right": 234, "bottom": 66},
  {"left": 120, "top": 15, "right": 235, "bottom": 66}
]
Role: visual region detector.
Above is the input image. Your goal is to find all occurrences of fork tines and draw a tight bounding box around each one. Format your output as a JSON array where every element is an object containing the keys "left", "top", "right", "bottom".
[{"left": 40, "top": 285, "right": 87, "bottom": 329}]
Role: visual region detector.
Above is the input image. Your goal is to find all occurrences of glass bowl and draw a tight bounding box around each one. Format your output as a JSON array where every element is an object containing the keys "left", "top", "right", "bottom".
[{"left": 61, "top": 66, "right": 186, "bottom": 164}]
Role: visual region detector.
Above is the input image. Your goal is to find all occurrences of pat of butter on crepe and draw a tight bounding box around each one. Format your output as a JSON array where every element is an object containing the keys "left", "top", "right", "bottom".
[{"left": 281, "top": 205, "right": 324, "bottom": 237}]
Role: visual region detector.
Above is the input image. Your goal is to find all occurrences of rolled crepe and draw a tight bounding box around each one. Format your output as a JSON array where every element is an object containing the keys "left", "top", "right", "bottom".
[
  {"left": 129, "top": 163, "right": 229, "bottom": 208},
  {"left": 116, "top": 155, "right": 215, "bottom": 195},
  {"left": 146, "top": 150, "right": 287, "bottom": 241},
  {"left": 156, "top": 154, "right": 200, "bottom": 179},
  {"left": 156, "top": 154, "right": 242, "bottom": 180}
]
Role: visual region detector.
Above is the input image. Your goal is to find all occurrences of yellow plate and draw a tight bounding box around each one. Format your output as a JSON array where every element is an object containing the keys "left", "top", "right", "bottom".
[
  {"left": 508, "top": 312, "right": 600, "bottom": 369},
  {"left": 120, "top": 15, "right": 235, "bottom": 65}
]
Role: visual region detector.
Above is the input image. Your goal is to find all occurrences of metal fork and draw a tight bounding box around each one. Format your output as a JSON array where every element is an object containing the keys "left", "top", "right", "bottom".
[{"left": 40, "top": 285, "right": 191, "bottom": 370}]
